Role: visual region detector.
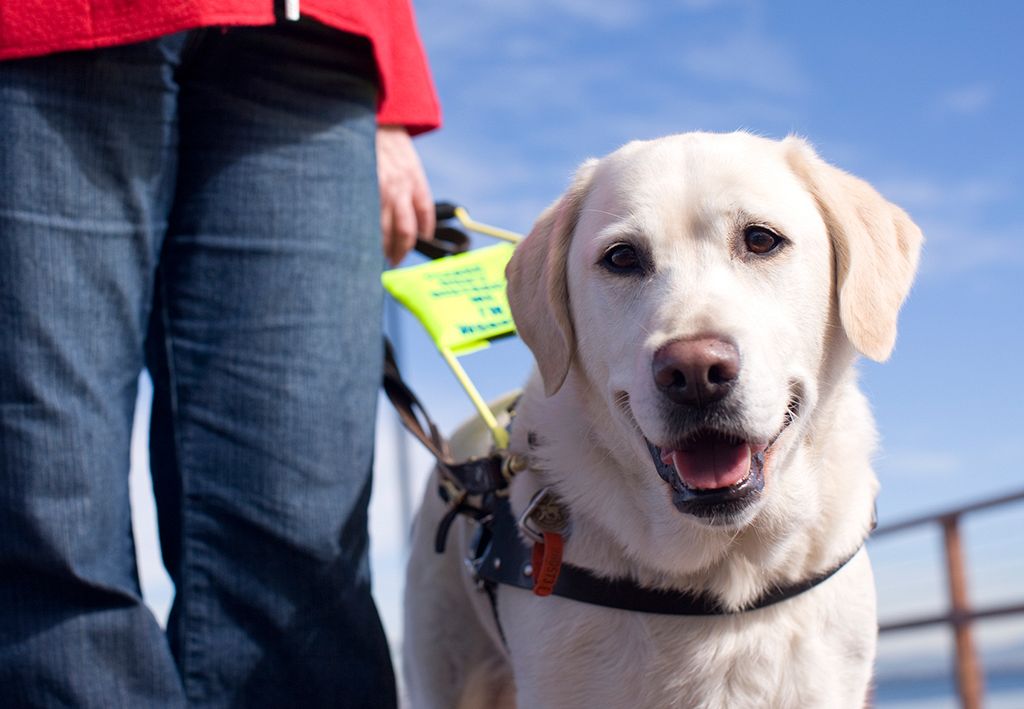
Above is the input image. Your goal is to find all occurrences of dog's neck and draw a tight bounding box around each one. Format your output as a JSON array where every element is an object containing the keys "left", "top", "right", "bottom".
[{"left": 508, "top": 363, "right": 878, "bottom": 611}]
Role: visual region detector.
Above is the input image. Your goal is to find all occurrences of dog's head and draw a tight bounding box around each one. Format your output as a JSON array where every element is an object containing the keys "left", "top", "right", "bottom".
[{"left": 507, "top": 132, "right": 921, "bottom": 540}]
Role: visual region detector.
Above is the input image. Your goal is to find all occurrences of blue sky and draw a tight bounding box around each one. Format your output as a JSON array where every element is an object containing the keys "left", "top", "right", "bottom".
[{"left": 130, "top": 0, "right": 1024, "bottom": 692}]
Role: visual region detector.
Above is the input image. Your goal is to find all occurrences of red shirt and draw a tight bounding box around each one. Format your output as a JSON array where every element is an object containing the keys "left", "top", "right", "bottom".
[{"left": 0, "top": 0, "right": 441, "bottom": 134}]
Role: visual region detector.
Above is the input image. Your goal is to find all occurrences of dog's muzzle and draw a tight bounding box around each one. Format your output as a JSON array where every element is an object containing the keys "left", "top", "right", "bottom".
[{"left": 646, "top": 394, "right": 799, "bottom": 523}]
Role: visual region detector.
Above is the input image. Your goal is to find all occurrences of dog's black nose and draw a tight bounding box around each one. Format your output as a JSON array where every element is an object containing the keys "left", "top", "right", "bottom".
[{"left": 652, "top": 337, "right": 740, "bottom": 406}]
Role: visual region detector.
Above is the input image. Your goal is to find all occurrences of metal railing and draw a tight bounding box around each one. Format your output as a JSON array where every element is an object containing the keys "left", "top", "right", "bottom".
[{"left": 874, "top": 487, "right": 1024, "bottom": 709}]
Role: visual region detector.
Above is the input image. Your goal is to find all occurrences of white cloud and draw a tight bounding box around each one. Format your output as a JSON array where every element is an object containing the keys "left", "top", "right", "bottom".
[
  {"left": 878, "top": 176, "right": 1011, "bottom": 211},
  {"left": 914, "top": 218, "right": 1024, "bottom": 280},
  {"left": 676, "top": 0, "right": 738, "bottom": 9},
  {"left": 938, "top": 82, "right": 995, "bottom": 115},
  {"left": 417, "top": 134, "right": 571, "bottom": 233},
  {"left": 877, "top": 449, "right": 961, "bottom": 478},
  {"left": 869, "top": 173, "right": 1019, "bottom": 281},
  {"left": 417, "top": 0, "right": 642, "bottom": 56},
  {"left": 545, "top": 0, "right": 646, "bottom": 28},
  {"left": 550, "top": 0, "right": 745, "bottom": 24},
  {"left": 679, "top": 32, "right": 808, "bottom": 95}
]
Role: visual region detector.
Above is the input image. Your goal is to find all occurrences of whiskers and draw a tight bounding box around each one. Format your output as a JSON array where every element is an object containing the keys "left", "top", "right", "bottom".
[
  {"left": 613, "top": 390, "right": 633, "bottom": 418},
  {"left": 784, "top": 382, "right": 806, "bottom": 427},
  {"left": 580, "top": 207, "right": 627, "bottom": 221}
]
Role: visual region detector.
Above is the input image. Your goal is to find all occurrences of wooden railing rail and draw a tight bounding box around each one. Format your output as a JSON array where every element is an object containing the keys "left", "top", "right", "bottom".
[{"left": 873, "top": 487, "right": 1024, "bottom": 709}]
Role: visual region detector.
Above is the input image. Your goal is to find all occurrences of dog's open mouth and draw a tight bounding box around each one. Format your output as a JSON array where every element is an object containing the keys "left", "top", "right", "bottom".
[
  {"left": 654, "top": 432, "right": 765, "bottom": 491},
  {"left": 644, "top": 397, "right": 799, "bottom": 521},
  {"left": 645, "top": 433, "right": 766, "bottom": 520}
]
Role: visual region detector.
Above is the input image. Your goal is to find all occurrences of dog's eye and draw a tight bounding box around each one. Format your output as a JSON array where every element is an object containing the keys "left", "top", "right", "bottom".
[
  {"left": 602, "top": 243, "right": 643, "bottom": 274},
  {"left": 743, "top": 226, "right": 784, "bottom": 255}
]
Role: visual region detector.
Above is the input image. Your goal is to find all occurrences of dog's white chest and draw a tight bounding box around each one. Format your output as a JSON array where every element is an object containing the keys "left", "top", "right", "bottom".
[{"left": 498, "top": 555, "right": 876, "bottom": 709}]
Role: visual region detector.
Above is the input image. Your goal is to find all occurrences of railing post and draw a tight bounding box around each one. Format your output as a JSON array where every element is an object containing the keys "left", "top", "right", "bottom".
[{"left": 941, "top": 514, "right": 983, "bottom": 709}]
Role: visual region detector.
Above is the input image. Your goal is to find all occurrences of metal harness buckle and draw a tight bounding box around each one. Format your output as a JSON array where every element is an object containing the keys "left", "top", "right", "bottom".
[{"left": 516, "top": 486, "right": 572, "bottom": 544}]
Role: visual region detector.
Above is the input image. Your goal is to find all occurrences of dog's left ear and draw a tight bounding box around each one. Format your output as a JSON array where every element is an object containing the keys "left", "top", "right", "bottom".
[
  {"left": 506, "top": 159, "right": 598, "bottom": 396},
  {"left": 785, "top": 137, "right": 923, "bottom": 361}
]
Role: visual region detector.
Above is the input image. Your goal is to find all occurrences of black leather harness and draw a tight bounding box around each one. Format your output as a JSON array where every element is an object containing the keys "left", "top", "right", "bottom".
[{"left": 471, "top": 495, "right": 866, "bottom": 615}]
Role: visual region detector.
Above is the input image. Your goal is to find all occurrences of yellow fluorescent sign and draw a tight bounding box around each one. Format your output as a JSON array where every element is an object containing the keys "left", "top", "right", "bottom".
[{"left": 381, "top": 243, "right": 517, "bottom": 356}]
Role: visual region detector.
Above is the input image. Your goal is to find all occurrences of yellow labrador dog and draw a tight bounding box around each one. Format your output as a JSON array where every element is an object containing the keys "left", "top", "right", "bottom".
[{"left": 404, "top": 132, "right": 921, "bottom": 709}]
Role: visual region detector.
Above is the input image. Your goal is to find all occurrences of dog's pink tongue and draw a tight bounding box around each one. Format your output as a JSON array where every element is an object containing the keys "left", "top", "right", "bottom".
[{"left": 663, "top": 440, "right": 751, "bottom": 490}]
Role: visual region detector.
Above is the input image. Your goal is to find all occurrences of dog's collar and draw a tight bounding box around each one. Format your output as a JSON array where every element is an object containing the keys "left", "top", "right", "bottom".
[{"left": 470, "top": 493, "right": 870, "bottom": 616}]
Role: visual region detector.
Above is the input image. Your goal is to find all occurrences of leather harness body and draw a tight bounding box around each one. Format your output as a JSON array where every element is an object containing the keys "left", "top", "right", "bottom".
[{"left": 470, "top": 496, "right": 864, "bottom": 616}]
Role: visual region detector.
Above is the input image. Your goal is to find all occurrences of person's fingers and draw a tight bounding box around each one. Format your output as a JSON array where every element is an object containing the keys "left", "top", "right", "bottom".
[
  {"left": 376, "top": 125, "right": 434, "bottom": 266},
  {"left": 413, "top": 182, "right": 435, "bottom": 244},
  {"left": 392, "top": 197, "right": 418, "bottom": 266}
]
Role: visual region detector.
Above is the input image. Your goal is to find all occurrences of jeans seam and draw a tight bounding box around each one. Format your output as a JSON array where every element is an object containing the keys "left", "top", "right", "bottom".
[{"left": 154, "top": 263, "right": 204, "bottom": 703}]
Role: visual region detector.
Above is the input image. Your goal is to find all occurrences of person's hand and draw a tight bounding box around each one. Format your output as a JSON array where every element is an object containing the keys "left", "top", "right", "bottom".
[{"left": 376, "top": 125, "right": 435, "bottom": 266}]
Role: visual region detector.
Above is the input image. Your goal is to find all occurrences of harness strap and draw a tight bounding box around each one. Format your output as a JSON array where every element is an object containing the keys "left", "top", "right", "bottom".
[
  {"left": 473, "top": 497, "right": 865, "bottom": 616},
  {"left": 383, "top": 340, "right": 506, "bottom": 494},
  {"left": 382, "top": 339, "right": 449, "bottom": 462},
  {"left": 382, "top": 340, "right": 509, "bottom": 552}
]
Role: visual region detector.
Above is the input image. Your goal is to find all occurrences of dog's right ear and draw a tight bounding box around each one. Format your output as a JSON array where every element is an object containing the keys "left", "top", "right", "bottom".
[{"left": 506, "top": 159, "right": 598, "bottom": 396}]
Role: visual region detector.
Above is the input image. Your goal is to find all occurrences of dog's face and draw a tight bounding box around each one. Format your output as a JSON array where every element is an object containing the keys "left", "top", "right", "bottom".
[
  {"left": 568, "top": 134, "right": 832, "bottom": 527},
  {"left": 508, "top": 132, "right": 921, "bottom": 539}
]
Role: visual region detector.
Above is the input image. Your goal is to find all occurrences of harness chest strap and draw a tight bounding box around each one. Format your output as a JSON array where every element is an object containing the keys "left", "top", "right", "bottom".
[{"left": 472, "top": 495, "right": 868, "bottom": 616}]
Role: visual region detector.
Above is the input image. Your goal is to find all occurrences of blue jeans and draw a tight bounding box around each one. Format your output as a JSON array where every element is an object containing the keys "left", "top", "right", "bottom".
[{"left": 0, "top": 21, "right": 394, "bottom": 708}]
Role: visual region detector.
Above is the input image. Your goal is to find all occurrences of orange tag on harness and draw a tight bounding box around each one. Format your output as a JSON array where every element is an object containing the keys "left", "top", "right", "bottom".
[{"left": 530, "top": 532, "right": 564, "bottom": 596}]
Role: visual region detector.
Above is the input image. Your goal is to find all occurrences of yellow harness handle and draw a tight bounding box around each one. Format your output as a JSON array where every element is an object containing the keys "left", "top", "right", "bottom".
[{"left": 382, "top": 206, "right": 523, "bottom": 449}]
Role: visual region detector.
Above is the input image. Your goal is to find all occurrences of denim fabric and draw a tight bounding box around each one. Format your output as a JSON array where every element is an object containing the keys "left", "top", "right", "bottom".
[{"left": 0, "top": 21, "right": 394, "bottom": 708}]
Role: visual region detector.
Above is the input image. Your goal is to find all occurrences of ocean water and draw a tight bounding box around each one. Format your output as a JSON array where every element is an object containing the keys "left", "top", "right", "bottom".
[{"left": 875, "top": 671, "right": 1024, "bottom": 708}]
